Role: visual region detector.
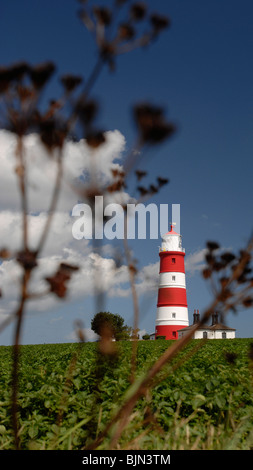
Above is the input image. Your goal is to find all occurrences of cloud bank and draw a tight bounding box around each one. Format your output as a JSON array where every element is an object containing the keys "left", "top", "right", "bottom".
[
  {"left": 0, "top": 129, "right": 207, "bottom": 327},
  {"left": 0, "top": 129, "right": 138, "bottom": 321}
]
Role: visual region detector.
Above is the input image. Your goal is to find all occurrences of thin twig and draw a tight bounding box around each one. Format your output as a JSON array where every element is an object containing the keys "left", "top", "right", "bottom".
[{"left": 16, "top": 136, "right": 28, "bottom": 250}]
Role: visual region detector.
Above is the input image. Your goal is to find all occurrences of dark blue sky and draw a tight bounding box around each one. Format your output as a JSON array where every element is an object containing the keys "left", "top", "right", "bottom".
[{"left": 1, "top": 0, "right": 253, "bottom": 342}]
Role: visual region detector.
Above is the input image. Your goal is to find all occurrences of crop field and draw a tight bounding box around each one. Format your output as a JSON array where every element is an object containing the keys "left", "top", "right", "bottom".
[{"left": 0, "top": 339, "right": 253, "bottom": 450}]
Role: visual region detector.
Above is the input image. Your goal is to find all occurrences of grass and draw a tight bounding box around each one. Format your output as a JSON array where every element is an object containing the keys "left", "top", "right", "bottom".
[{"left": 0, "top": 338, "right": 252, "bottom": 450}]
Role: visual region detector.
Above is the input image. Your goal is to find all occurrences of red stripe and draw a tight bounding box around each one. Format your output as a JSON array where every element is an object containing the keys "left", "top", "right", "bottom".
[
  {"left": 157, "top": 287, "right": 187, "bottom": 307},
  {"left": 159, "top": 252, "right": 185, "bottom": 273},
  {"left": 156, "top": 325, "right": 187, "bottom": 340}
]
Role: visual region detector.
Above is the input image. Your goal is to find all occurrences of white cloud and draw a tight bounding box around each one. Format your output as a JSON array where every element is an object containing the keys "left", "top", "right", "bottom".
[
  {"left": 0, "top": 128, "right": 132, "bottom": 321},
  {"left": 0, "top": 210, "right": 78, "bottom": 254},
  {"left": 0, "top": 245, "right": 157, "bottom": 320},
  {"left": 185, "top": 248, "right": 207, "bottom": 275},
  {"left": 0, "top": 128, "right": 127, "bottom": 213},
  {"left": 65, "top": 328, "right": 99, "bottom": 343},
  {"left": 135, "top": 261, "right": 159, "bottom": 295}
]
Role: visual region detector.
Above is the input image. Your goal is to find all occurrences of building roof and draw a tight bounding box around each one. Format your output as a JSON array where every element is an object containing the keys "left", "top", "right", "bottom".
[
  {"left": 208, "top": 323, "right": 236, "bottom": 331},
  {"left": 177, "top": 323, "right": 236, "bottom": 332}
]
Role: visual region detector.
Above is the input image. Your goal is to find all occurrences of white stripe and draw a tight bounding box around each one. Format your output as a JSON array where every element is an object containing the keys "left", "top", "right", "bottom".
[
  {"left": 159, "top": 272, "right": 186, "bottom": 288},
  {"left": 156, "top": 306, "right": 189, "bottom": 325}
]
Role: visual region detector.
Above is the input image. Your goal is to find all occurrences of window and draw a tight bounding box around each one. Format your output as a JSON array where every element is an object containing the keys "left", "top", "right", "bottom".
[
  {"left": 172, "top": 331, "right": 177, "bottom": 338},
  {"left": 172, "top": 275, "right": 176, "bottom": 281},
  {"left": 203, "top": 331, "right": 208, "bottom": 339},
  {"left": 172, "top": 313, "right": 176, "bottom": 318},
  {"left": 172, "top": 258, "right": 176, "bottom": 264},
  {"left": 222, "top": 331, "right": 226, "bottom": 339}
]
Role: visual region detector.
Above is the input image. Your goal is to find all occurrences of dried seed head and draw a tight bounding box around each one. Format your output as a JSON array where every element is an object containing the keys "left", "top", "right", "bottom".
[
  {"left": 137, "top": 186, "right": 148, "bottom": 196},
  {"left": 0, "top": 62, "right": 29, "bottom": 93},
  {"left": 16, "top": 250, "right": 37, "bottom": 271},
  {"left": 0, "top": 67, "right": 11, "bottom": 93},
  {"left": 202, "top": 268, "right": 212, "bottom": 279},
  {"left": 107, "top": 179, "right": 125, "bottom": 193},
  {"left": 93, "top": 6, "right": 112, "bottom": 26},
  {"left": 220, "top": 252, "right": 236, "bottom": 264},
  {"left": 86, "top": 130, "right": 106, "bottom": 148},
  {"left": 118, "top": 23, "right": 135, "bottom": 40},
  {"left": 150, "top": 13, "right": 171, "bottom": 33},
  {"left": 242, "top": 297, "right": 253, "bottom": 307},
  {"left": 129, "top": 263, "right": 138, "bottom": 275},
  {"left": 59, "top": 262, "right": 79, "bottom": 273},
  {"left": 45, "top": 274, "right": 68, "bottom": 298},
  {"left": 149, "top": 184, "right": 158, "bottom": 194},
  {"left": 157, "top": 176, "right": 169, "bottom": 186},
  {"left": 205, "top": 253, "right": 215, "bottom": 265},
  {"left": 39, "top": 119, "right": 67, "bottom": 151},
  {"left": 218, "top": 288, "right": 232, "bottom": 302},
  {"left": 135, "top": 170, "right": 147, "bottom": 180},
  {"left": 220, "top": 277, "right": 229, "bottom": 288},
  {"left": 0, "top": 248, "right": 11, "bottom": 259},
  {"left": 206, "top": 241, "right": 220, "bottom": 251},
  {"left": 134, "top": 103, "right": 176, "bottom": 144},
  {"left": 213, "top": 261, "right": 225, "bottom": 272},
  {"left": 9, "top": 62, "right": 29, "bottom": 81},
  {"left": 60, "top": 74, "right": 83, "bottom": 92},
  {"left": 45, "top": 263, "right": 79, "bottom": 298},
  {"left": 130, "top": 3, "right": 147, "bottom": 21},
  {"left": 100, "top": 42, "right": 116, "bottom": 60},
  {"left": 29, "top": 62, "right": 55, "bottom": 89},
  {"left": 75, "top": 99, "right": 98, "bottom": 127}
]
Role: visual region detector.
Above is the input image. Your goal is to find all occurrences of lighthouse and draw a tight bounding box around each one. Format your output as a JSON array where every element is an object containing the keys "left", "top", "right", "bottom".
[{"left": 155, "top": 223, "right": 189, "bottom": 339}]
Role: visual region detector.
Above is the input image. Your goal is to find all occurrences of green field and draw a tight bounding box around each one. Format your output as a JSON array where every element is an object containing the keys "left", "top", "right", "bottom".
[{"left": 0, "top": 339, "right": 253, "bottom": 450}]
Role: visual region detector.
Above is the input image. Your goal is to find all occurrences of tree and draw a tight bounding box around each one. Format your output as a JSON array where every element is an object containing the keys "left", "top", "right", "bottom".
[
  {"left": 91, "top": 312, "right": 130, "bottom": 341},
  {"left": 142, "top": 334, "right": 150, "bottom": 340}
]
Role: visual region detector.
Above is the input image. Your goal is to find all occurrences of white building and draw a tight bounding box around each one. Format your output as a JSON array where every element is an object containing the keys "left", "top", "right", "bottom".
[{"left": 177, "top": 311, "right": 236, "bottom": 340}]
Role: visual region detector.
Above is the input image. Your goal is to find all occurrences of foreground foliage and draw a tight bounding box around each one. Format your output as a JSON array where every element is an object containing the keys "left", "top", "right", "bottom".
[{"left": 0, "top": 339, "right": 252, "bottom": 450}]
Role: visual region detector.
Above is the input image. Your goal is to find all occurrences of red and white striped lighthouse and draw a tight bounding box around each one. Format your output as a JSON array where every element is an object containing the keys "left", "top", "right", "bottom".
[{"left": 155, "top": 224, "right": 189, "bottom": 340}]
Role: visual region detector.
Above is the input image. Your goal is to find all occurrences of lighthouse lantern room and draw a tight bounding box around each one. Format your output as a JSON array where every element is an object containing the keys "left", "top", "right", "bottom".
[{"left": 155, "top": 223, "right": 189, "bottom": 340}]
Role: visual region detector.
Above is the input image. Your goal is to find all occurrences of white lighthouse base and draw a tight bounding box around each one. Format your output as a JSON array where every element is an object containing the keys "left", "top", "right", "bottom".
[{"left": 156, "top": 306, "right": 189, "bottom": 340}]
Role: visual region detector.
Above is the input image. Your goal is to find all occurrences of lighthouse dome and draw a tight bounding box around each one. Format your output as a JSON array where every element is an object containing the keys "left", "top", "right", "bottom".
[{"left": 160, "top": 224, "right": 184, "bottom": 252}]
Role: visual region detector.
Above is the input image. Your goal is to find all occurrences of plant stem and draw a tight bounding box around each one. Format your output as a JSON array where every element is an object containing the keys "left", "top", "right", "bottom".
[{"left": 11, "top": 270, "right": 30, "bottom": 450}]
